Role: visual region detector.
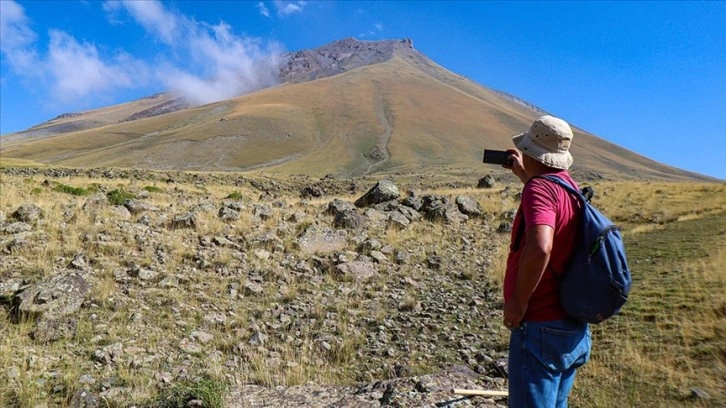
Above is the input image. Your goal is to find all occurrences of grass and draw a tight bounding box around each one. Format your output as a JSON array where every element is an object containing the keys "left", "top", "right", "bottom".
[
  {"left": 0, "top": 173, "right": 723, "bottom": 407},
  {"left": 567, "top": 187, "right": 726, "bottom": 407}
]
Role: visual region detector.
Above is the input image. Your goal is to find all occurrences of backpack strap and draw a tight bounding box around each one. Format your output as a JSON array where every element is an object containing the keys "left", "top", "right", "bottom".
[{"left": 512, "top": 175, "right": 589, "bottom": 251}]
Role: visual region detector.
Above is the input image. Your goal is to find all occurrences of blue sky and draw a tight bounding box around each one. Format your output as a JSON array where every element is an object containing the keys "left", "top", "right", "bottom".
[{"left": 1, "top": 1, "right": 724, "bottom": 179}]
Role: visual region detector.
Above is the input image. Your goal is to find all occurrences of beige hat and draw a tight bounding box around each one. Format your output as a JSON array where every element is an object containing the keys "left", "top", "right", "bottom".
[{"left": 512, "top": 115, "right": 574, "bottom": 170}]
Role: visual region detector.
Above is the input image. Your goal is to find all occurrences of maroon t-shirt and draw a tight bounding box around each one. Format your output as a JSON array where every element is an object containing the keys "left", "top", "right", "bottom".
[{"left": 504, "top": 171, "right": 581, "bottom": 322}]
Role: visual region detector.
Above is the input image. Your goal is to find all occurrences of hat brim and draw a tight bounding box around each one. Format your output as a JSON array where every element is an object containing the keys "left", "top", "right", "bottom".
[{"left": 512, "top": 132, "right": 573, "bottom": 170}]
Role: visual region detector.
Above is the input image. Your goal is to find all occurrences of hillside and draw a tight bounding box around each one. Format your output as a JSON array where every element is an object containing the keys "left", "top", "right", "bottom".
[{"left": 0, "top": 38, "right": 709, "bottom": 181}]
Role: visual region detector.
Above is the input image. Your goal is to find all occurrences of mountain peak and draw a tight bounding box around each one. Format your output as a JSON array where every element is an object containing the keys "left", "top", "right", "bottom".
[{"left": 279, "top": 37, "right": 418, "bottom": 83}]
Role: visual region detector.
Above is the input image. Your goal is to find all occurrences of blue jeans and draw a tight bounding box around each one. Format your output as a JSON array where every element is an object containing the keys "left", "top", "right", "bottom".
[{"left": 508, "top": 320, "right": 591, "bottom": 408}]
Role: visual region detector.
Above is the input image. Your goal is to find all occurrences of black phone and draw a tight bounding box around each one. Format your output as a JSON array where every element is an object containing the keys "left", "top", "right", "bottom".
[{"left": 482, "top": 149, "right": 512, "bottom": 165}]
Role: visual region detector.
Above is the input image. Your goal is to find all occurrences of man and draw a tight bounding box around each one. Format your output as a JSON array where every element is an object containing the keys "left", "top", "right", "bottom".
[{"left": 502, "top": 115, "right": 591, "bottom": 407}]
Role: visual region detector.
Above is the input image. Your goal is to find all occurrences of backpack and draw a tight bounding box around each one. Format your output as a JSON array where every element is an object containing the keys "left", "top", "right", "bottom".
[{"left": 515, "top": 175, "right": 632, "bottom": 324}]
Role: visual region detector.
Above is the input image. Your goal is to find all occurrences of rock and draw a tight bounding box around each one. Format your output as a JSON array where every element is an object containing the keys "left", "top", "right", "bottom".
[
  {"left": 477, "top": 175, "right": 496, "bottom": 188},
  {"left": 387, "top": 211, "right": 410, "bottom": 229},
  {"left": 335, "top": 261, "right": 378, "bottom": 282},
  {"left": 32, "top": 317, "right": 78, "bottom": 343},
  {"left": 333, "top": 210, "right": 367, "bottom": 230},
  {"left": 296, "top": 225, "right": 348, "bottom": 255},
  {"left": 244, "top": 282, "right": 264, "bottom": 296},
  {"left": 123, "top": 199, "right": 159, "bottom": 214},
  {"left": 218, "top": 206, "right": 240, "bottom": 221},
  {"left": 253, "top": 205, "right": 274, "bottom": 220},
  {"left": 108, "top": 206, "right": 131, "bottom": 220},
  {"left": 326, "top": 199, "right": 357, "bottom": 216},
  {"left": 455, "top": 196, "right": 483, "bottom": 217},
  {"left": 179, "top": 338, "right": 202, "bottom": 354},
  {"left": 401, "top": 191, "right": 424, "bottom": 211},
  {"left": 1, "top": 222, "right": 32, "bottom": 234},
  {"left": 69, "top": 253, "right": 89, "bottom": 269},
  {"left": 497, "top": 221, "right": 513, "bottom": 233},
  {"left": 249, "top": 331, "right": 267, "bottom": 346},
  {"left": 82, "top": 193, "right": 108, "bottom": 210},
  {"left": 11, "top": 203, "right": 42, "bottom": 223},
  {"left": 355, "top": 180, "right": 400, "bottom": 208},
  {"left": 422, "top": 196, "right": 468, "bottom": 224},
  {"left": 301, "top": 185, "right": 324, "bottom": 199},
  {"left": 690, "top": 387, "right": 710, "bottom": 400},
  {"left": 171, "top": 212, "right": 197, "bottom": 229},
  {"left": 16, "top": 271, "right": 90, "bottom": 322},
  {"left": 69, "top": 389, "right": 100, "bottom": 408}
]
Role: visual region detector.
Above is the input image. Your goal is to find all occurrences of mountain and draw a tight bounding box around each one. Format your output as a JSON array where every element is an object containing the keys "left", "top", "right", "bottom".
[{"left": 0, "top": 38, "right": 709, "bottom": 180}]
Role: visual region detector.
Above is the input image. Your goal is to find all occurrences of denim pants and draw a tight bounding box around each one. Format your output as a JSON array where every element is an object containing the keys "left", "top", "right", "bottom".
[{"left": 508, "top": 320, "right": 591, "bottom": 408}]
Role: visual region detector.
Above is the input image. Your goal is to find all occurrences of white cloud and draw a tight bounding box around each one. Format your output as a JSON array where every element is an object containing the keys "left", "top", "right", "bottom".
[
  {"left": 1, "top": 0, "right": 284, "bottom": 112},
  {"left": 274, "top": 1, "right": 306, "bottom": 17},
  {"left": 0, "top": 0, "right": 39, "bottom": 74},
  {"left": 257, "top": 2, "right": 271, "bottom": 18},
  {"left": 46, "top": 30, "right": 146, "bottom": 102},
  {"left": 116, "top": 0, "right": 183, "bottom": 45},
  {"left": 102, "top": 0, "right": 284, "bottom": 105},
  {"left": 162, "top": 21, "right": 282, "bottom": 105}
]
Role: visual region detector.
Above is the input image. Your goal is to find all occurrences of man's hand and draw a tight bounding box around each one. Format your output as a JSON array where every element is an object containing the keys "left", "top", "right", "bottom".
[
  {"left": 502, "top": 149, "right": 529, "bottom": 183},
  {"left": 503, "top": 298, "right": 527, "bottom": 329}
]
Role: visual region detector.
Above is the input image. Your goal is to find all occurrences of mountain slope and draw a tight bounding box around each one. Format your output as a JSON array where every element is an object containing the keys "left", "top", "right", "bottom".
[{"left": 0, "top": 38, "right": 709, "bottom": 180}]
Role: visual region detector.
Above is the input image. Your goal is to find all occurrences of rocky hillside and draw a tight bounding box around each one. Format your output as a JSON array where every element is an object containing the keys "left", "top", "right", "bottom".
[{"left": 1, "top": 168, "right": 518, "bottom": 407}]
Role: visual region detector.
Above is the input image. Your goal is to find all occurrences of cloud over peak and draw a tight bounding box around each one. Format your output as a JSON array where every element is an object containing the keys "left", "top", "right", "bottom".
[{"left": 1, "top": 0, "right": 284, "bottom": 112}]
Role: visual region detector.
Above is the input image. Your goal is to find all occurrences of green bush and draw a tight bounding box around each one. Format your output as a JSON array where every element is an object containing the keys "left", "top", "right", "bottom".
[
  {"left": 144, "top": 185, "right": 164, "bottom": 193},
  {"left": 106, "top": 189, "right": 136, "bottom": 206},
  {"left": 52, "top": 183, "right": 90, "bottom": 196},
  {"left": 225, "top": 191, "right": 244, "bottom": 200},
  {"left": 148, "top": 378, "right": 227, "bottom": 408}
]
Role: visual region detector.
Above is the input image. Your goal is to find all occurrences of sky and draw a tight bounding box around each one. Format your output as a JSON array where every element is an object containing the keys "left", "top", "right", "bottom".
[{"left": 1, "top": 1, "right": 724, "bottom": 179}]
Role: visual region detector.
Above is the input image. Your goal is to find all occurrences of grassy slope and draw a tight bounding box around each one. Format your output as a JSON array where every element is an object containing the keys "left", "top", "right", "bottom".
[{"left": 569, "top": 182, "right": 726, "bottom": 407}]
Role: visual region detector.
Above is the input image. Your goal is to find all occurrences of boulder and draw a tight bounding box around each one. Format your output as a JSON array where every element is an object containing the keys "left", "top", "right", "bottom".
[
  {"left": 355, "top": 180, "right": 400, "bottom": 208},
  {"left": 455, "top": 196, "right": 483, "bottom": 217},
  {"left": 333, "top": 210, "right": 367, "bottom": 230},
  {"left": 11, "top": 203, "right": 42, "bottom": 223},
  {"left": 335, "top": 261, "right": 378, "bottom": 282},
  {"left": 477, "top": 175, "right": 496, "bottom": 188},
  {"left": 296, "top": 225, "right": 348, "bottom": 255},
  {"left": 15, "top": 271, "right": 89, "bottom": 323}
]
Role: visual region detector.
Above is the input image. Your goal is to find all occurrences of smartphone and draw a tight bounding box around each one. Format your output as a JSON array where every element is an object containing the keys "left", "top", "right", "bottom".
[{"left": 482, "top": 149, "right": 512, "bottom": 165}]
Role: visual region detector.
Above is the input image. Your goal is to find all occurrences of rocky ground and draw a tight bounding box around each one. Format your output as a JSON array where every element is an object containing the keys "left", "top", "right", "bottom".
[{"left": 0, "top": 168, "right": 519, "bottom": 407}]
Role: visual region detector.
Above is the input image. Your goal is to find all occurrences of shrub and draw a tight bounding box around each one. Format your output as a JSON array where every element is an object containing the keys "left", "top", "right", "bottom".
[
  {"left": 148, "top": 378, "right": 227, "bottom": 408},
  {"left": 106, "top": 189, "right": 136, "bottom": 206},
  {"left": 52, "top": 183, "right": 90, "bottom": 196},
  {"left": 225, "top": 191, "right": 244, "bottom": 200},
  {"left": 144, "top": 185, "right": 164, "bottom": 193}
]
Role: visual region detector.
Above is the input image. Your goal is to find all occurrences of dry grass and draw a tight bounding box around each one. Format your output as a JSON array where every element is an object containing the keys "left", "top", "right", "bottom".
[{"left": 1, "top": 173, "right": 724, "bottom": 407}]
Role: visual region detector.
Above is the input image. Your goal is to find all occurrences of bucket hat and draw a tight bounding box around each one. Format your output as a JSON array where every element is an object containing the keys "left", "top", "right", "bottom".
[{"left": 512, "top": 115, "right": 573, "bottom": 170}]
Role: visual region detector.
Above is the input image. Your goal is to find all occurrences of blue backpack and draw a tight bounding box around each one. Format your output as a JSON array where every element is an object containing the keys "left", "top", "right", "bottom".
[{"left": 516, "top": 175, "right": 632, "bottom": 324}]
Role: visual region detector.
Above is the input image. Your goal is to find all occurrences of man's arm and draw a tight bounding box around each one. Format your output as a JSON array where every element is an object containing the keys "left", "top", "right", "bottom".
[{"left": 503, "top": 224, "right": 554, "bottom": 328}]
